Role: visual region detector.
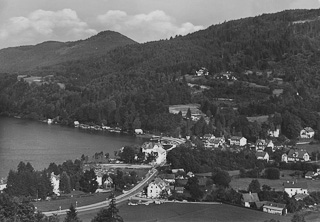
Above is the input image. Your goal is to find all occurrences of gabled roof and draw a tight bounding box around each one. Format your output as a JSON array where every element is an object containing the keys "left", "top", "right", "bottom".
[
  {"left": 242, "top": 193, "right": 260, "bottom": 202},
  {"left": 230, "top": 136, "right": 244, "bottom": 141},
  {"left": 255, "top": 151, "right": 268, "bottom": 158},
  {"left": 159, "top": 174, "right": 175, "bottom": 180},
  {"left": 303, "top": 127, "right": 314, "bottom": 133},
  {"left": 287, "top": 149, "right": 309, "bottom": 158},
  {"left": 284, "top": 181, "right": 308, "bottom": 189},
  {"left": 263, "top": 202, "right": 286, "bottom": 210}
]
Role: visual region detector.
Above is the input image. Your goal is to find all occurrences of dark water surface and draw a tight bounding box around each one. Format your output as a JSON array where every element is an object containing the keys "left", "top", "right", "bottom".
[{"left": 0, "top": 117, "right": 143, "bottom": 178}]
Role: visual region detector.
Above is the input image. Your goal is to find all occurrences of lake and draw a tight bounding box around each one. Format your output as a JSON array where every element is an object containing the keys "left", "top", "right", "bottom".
[{"left": 0, "top": 117, "right": 144, "bottom": 179}]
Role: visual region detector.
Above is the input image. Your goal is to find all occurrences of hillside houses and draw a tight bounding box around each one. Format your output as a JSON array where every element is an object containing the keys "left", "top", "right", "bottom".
[
  {"left": 255, "top": 151, "right": 269, "bottom": 162},
  {"left": 229, "top": 136, "right": 247, "bottom": 147},
  {"left": 281, "top": 149, "right": 310, "bottom": 163},
  {"left": 300, "top": 127, "right": 315, "bottom": 139}
]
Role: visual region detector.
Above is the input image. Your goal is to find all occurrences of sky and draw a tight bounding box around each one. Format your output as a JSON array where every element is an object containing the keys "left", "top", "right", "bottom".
[{"left": 0, "top": 0, "right": 319, "bottom": 49}]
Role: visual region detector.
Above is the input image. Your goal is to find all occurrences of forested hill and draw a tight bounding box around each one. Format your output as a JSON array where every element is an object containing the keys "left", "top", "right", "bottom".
[
  {"left": 38, "top": 9, "right": 320, "bottom": 86},
  {"left": 3, "top": 9, "right": 320, "bottom": 137},
  {"left": 0, "top": 30, "right": 137, "bottom": 73}
]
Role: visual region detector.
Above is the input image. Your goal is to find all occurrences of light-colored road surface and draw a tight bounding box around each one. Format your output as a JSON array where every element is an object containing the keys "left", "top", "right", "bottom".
[{"left": 43, "top": 168, "right": 158, "bottom": 216}]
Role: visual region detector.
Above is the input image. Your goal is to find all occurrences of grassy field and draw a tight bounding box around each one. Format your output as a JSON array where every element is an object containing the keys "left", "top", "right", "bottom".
[
  {"left": 169, "top": 104, "right": 202, "bottom": 116},
  {"left": 296, "top": 143, "right": 320, "bottom": 153},
  {"left": 230, "top": 170, "right": 320, "bottom": 192},
  {"left": 77, "top": 202, "right": 292, "bottom": 222}
]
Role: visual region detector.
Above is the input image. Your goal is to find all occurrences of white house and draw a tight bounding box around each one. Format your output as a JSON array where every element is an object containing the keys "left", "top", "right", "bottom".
[
  {"left": 142, "top": 142, "right": 167, "bottom": 165},
  {"left": 229, "top": 136, "right": 247, "bottom": 146},
  {"left": 0, "top": 179, "right": 7, "bottom": 193},
  {"left": 282, "top": 149, "right": 310, "bottom": 163},
  {"left": 255, "top": 151, "right": 269, "bottom": 162},
  {"left": 284, "top": 181, "right": 308, "bottom": 198},
  {"left": 268, "top": 128, "right": 280, "bottom": 138},
  {"left": 300, "top": 127, "right": 315, "bottom": 138},
  {"left": 147, "top": 178, "right": 170, "bottom": 198},
  {"left": 241, "top": 192, "right": 260, "bottom": 208},
  {"left": 134, "top": 129, "right": 144, "bottom": 135},
  {"left": 103, "top": 176, "right": 113, "bottom": 189},
  {"left": 74, "top": 121, "right": 80, "bottom": 127},
  {"left": 263, "top": 202, "right": 287, "bottom": 215},
  {"left": 50, "top": 172, "right": 60, "bottom": 196}
]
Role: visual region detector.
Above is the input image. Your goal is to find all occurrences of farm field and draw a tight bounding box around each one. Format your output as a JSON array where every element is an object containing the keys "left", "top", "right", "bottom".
[
  {"left": 296, "top": 143, "right": 320, "bottom": 154},
  {"left": 78, "top": 202, "right": 291, "bottom": 222},
  {"left": 169, "top": 104, "right": 202, "bottom": 116},
  {"left": 34, "top": 191, "right": 112, "bottom": 212},
  {"left": 230, "top": 170, "right": 320, "bottom": 192}
]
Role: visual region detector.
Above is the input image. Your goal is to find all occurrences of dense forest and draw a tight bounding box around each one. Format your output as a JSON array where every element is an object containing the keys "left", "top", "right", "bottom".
[{"left": 2, "top": 9, "right": 320, "bottom": 138}]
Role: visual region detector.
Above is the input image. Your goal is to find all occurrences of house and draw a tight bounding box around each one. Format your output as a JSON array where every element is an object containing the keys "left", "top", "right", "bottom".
[
  {"left": 268, "top": 127, "right": 280, "bottom": 138},
  {"left": 147, "top": 178, "right": 170, "bottom": 198},
  {"left": 229, "top": 136, "right": 247, "bottom": 146},
  {"left": 202, "top": 134, "right": 215, "bottom": 140},
  {"left": 142, "top": 142, "right": 167, "bottom": 165},
  {"left": 256, "top": 139, "right": 267, "bottom": 150},
  {"left": 281, "top": 149, "right": 310, "bottom": 163},
  {"left": 187, "top": 172, "right": 194, "bottom": 178},
  {"left": 242, "top": 192, "right": 260, "bottom": 208},
  {"left": 50, "top": 172, "right": 60, "bottom": 196},
  {"left": 0, "top": 179, "right": 7, "bottom": 193},
  {"left": 300, "top": 127, "right": 315, "bottom": 138},
  {"left": 174, "top": 186, "right": 185, "bottom": 194},
  {"left": 172, "top": 169, "right": 185, "bottom": 174},
  {"left": 305, "top": 171, "right": 316, "bottom": 179},
  {"left": 211, "top": 137, "right": 225, "bottom": 148},
  {"left": 103, "top": 176, "right": 113, "bottom": 189},
  {"left": 284, "top": 181, "right": 308, "bottom": 198},
  {"left": 134, "top": 129, "right": 144, "bottom": 135},
  {"left": 263, "top": 202, "right": 287, "bottom": 215},
  {"left": 74, "top": 121, "right": 80, "bottom": 127},
  {"left": 255, "top": 151, "right": 269, "bottom": 162},
  {"left": 159, "top": 174, "right": 175, "bottom": 184}
]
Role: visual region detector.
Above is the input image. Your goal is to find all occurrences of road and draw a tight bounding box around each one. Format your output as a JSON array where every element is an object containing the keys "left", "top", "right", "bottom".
[{"left": 43, "top": 168, "right": 158, "bottom": 216}]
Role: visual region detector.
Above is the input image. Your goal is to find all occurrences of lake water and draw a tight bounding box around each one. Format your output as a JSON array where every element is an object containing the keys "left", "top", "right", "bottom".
[{"left": 0, "top": 117, "right": 144, "bottom": 179}]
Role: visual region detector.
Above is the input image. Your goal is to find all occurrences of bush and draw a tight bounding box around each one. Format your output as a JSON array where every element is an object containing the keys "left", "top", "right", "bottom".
[{"left": 264, "top": 167, "right": 280, "bottom": 179}]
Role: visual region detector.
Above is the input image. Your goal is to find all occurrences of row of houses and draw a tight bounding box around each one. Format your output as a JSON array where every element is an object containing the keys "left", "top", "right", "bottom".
[{"left": 242, "top": 181, "right": 309, "bottom": 216}]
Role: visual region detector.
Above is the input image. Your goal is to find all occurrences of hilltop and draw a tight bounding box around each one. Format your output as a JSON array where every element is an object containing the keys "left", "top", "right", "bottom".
[{"left": 0, "top": 30, "right": 137, "bottom": 73}]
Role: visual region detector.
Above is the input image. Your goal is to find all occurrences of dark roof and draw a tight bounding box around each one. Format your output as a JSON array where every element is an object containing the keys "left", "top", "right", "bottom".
[
  {"left": 159, "top": 174, "right": 175, "bottom": 180},
  {"left": 263, "top": 202, "right": 286, "bottom": 209},
  {"left": 255, "top": 152, "right": 268, "bottom": 158},
  {"left": 287, "top": 149, "right": 309, "bottom": 158},
  {"left": 195, "top": 172, "right": 212, "bottom": 177},
  {"left": 242, "top": 193, "right": 260, "bottom": 202},
  {"left": 175, "top": 179, "right": 188, "bottom": 186},
  {"left": 284, "top": 181, "right": 308, "bottom": 189}
]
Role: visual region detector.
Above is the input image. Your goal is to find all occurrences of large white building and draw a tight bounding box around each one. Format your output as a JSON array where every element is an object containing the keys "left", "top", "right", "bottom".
[
  {"left": 142, "top": 142, "right": 167, "bottom": 165},
  {"left": 284, "top": 181, "right": 308, "bottom": 198},
  {"left": 50, "top": 172, "right": 60, "bottom": 196},
  {"left": 147, "top": 178, "right": 171, "bottom": 198},
  {"left": 229, "top": 136, "right": 247, "bottom": 146}
]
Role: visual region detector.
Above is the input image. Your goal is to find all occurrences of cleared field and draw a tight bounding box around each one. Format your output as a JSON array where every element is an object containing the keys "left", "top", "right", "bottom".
[
  {"left": 246, "top": 115, "right": 269, "bottom": 124},
  {"left": 78, "top": 202, "right": 291, "bottom": 222},
  {"left": 169, "top": 104, "right": 202, "bottom": 116},
  {"left": 34, "top": 191, "right": 112, "bottom": 212},
  {"left": 230, "top": 170, "right": 320, "bottom": 192},
  {"left": 296, "top": 143, "right": 320, "bottom": 153}
]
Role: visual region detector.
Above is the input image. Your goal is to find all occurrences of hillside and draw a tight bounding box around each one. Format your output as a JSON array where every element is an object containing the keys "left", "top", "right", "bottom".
[
  {"left": 0, "top": 30, "right": 137, "bottom": 73},
  {"left": 2, "top": 9, "right": 320, "bottom": 139}
]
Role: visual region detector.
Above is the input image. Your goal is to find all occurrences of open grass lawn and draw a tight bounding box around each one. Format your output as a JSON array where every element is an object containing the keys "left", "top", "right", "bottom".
[
  {"left": 296, "top": 143, "right": 320, "bottom": 154},
  {"left": 78, "top": 202, "right": 292, "bottom": 222},
  {"left": 230, "top": 170, "right": 320, "bottom": 192},
  {"left": 169, "top": 104, "right": 202, "bottom": 115},
  {"left": 33, "top": 191, "right": 113, "bottom": 212}
]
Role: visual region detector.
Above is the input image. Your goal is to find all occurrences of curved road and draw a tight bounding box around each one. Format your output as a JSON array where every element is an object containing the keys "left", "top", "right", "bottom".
[{"left": 43, "top": 168, "right": 158, "bottom": 216}]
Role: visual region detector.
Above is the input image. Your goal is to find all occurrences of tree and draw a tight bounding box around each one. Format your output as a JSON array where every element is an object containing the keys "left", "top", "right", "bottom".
[
  {"left": 92, "top": 194, "right": 123, "bottom": 222},
  {"left": 79, "top": 169, "right": 98, "bottom": 193},
  {"left": 60, "top": 171, "right": 72, "bottom": 194},
  {"left": 118, "top": 146, "right": 136, "bottom": 163},
  {"left": 248, "top": 179, "right": 261, "bottom": 193},
  {"left": 185, "top": 177, "right": 203, "bottom": 201},
  {"left": 186, "top": 108, "right": 192, "bottom": 119},
  {"left": 264, "top": 167, "right": 280, "bottom": 180},
  {"left": 291, "top": 214, "right": 305, "bottom": 222},
  {"left": 212, "top": 169, "right": 231, "bottom": 188},
  {"left": 64, "top": 204, "right": 81, "bottom": 222}
]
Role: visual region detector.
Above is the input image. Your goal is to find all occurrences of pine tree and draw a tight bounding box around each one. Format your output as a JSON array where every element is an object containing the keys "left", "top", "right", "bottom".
[
  {"left": 91, "top": 194, "right": 123, "bottom": 222},
  {"left": 64, "top": 204, "right": 81, "bottom": 222}
]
